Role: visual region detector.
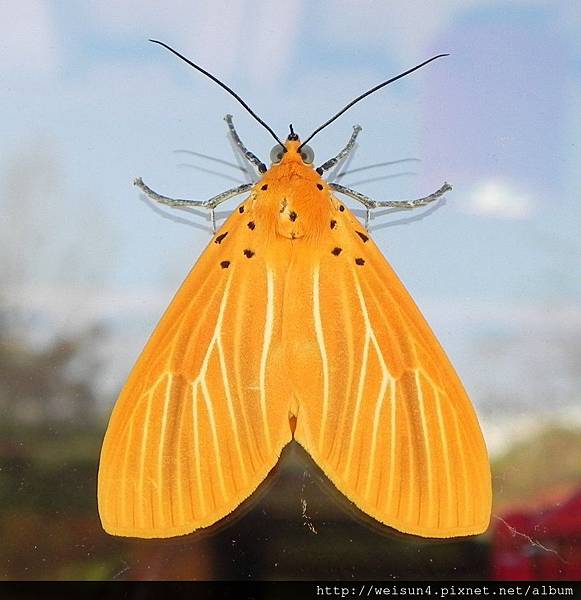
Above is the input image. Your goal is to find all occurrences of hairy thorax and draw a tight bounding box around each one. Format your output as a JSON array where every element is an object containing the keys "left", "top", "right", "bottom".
[{"left": 253, "top": 161, "right": 335, "bottom": 240}]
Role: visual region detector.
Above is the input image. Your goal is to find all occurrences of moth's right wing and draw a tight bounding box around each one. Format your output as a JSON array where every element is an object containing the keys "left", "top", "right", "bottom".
[
  {"left": 98, "top": 210, "right": 292, "bottom": 538},
  {"left": 290, "top": 209, "right": 491, "bottom": 538}
]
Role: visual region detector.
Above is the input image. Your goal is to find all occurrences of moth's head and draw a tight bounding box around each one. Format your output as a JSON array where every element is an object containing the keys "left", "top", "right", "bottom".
[{"left": 269, "top": 124, "right": 315, "bottom": 167}]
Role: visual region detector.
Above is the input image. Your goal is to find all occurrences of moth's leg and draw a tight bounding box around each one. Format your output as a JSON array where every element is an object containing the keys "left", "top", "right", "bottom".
[
  {"left": 227, "top": 136, "right": 257, "bottom": 183},
  {"left": 374, "top": 182, "right": 452, "bottom": 210},
  {"left": 134, "top": 177, "right": 252, "bottom": 209},
  {"left": 134, "top": 177, "right": 253, "bottom": 233},
  {"left": 204, "top": 182, "right": 254, "bottom": 232},
  {"left": 224, "top": 114, "right": 267, "bottom": 174},
  {"left": 328, "top": 182, "right": 376, "bottom": 228},
  {"left": 316, "top": 125, "right": 362, "bottom": 175},
  {"left": 329, "top": 182, "right": 452, "bottom": 229}
]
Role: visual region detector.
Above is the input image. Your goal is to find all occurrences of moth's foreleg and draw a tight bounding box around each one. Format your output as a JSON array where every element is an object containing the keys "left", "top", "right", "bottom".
[
  {"left": 317, "top": 125, "right": 362, "bottom": 175},
  {"left": 224, "top": 114, "right": 267, "bottom": 174}
]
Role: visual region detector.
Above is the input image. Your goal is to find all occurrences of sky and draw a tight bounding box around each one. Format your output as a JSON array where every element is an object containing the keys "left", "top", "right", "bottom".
[{"left": 1, "top": 1, "right": 580, "bottom": 453}]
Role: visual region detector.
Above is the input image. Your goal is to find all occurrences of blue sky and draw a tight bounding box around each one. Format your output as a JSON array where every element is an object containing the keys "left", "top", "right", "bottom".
[{"left": 1, "top": 1, "right": 580, "bottom": 453}]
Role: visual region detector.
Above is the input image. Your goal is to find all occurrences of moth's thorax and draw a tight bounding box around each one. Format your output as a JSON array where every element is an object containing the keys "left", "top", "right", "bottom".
[{"left": 251, "top": 140, "right": 334, "bottom": 240}]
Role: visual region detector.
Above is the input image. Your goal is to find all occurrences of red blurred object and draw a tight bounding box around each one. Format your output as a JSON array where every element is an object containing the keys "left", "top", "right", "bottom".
[
  {"left": 492, "top": 511, "right": 536, "bottom": 580},
  {"left": 537, "top": 490, "right": 581, "bottom": 537},
  {"left": 492, "top": 487, "right": 581, "bottom": 580}
]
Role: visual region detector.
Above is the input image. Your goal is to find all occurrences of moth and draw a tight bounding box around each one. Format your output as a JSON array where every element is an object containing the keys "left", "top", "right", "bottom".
[{"left": 98, "top": 40, "right": 491, "bottom": 539}]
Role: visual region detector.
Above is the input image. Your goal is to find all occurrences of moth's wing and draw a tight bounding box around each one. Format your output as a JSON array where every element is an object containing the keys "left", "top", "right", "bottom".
[
  {"left": 98, "top": 206, "right": 292, "bottom": 538},
  {"left": 291, "top": 209, "right": 491, "bottom": 538}
]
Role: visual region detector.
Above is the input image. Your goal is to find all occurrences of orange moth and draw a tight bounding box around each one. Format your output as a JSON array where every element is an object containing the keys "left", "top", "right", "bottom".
[{"left": 98, "top": 41, "right": 491, "bottom": 539}]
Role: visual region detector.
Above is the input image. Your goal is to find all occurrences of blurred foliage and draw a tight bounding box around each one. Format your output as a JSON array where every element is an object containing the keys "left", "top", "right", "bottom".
[
  {"left": 0, "top": 322, "right": 103, "bottom": 427},
  {"left": 0, "top": 312, "right": 116, "bottom": 579},
  {"left": 492, "top": 426, "right": 581, "bottom": 510}
]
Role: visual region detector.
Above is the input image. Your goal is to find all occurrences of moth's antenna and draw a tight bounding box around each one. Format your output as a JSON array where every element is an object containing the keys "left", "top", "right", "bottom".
[
  {"left": 299, "top": 54, "right": 449, "bottom": 150},
  {"left": 149, "top": 39, "right": 286, "bottom": 149}
]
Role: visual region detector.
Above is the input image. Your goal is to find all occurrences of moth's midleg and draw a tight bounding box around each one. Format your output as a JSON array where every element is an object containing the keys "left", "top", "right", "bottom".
[
  {"left": 329, "top": 182, "right": 452, "bottom": 229},
  {"left": 133, "top": 177, "right": 253, "bottom": 232}
]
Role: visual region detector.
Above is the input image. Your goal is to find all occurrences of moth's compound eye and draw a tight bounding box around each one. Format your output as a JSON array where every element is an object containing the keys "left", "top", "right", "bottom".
[
  {"left": 299, "top": 144, "right": 315, "bottom": 165},
  {"left": 270, "top": 145, "right": 285, "bottom": 164}
]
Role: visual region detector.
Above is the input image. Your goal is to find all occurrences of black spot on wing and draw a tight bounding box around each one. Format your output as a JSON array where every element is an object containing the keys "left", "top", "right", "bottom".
[
  {"left": 220, "top": 260, "right": 231, "bottom": 269},
  {"left": 355, "top": 257, "right": 365, "bottom": 266},
  {"left": 247, "top": 221, "right": 256, "bottom": 230},
  {"left": 214, "top": 232, "right": 228, "bottom": 244},
  {"left": 356, "top": 231, "right": 369, "bottom": 243},
  {"left": 331, "top": 247, "right": 343, "bottom": 256},
  {"left": 243, "top": 249, "right": 255, "bottom": 258}
]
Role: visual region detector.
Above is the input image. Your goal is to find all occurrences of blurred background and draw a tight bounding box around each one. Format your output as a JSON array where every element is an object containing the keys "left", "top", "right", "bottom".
[{"left": 1, "top": 0, "right": 580, "bottom": 581}]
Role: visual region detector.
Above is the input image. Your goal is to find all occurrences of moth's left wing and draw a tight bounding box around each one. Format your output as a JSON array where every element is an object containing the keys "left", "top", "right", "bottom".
[{"left": 290, "top": 209, "right": 491, "bottom": 538}]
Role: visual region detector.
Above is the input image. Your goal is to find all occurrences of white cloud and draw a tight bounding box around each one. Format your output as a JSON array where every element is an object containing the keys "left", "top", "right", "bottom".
[
  {"left": 464, "top": 178, "right": 534, "bottom": 219},
  {"left": 2, "top": 283, "right": 171, "bottom": 333},
  {"left": 86, "top": 0, "right": 302, "bottom": 86},
  {"left": 319, "top": 0, "right": 470, "bottom": 62},
  {"left": 0, "top": 1, "right": 61, "bottom": 76},
  {"left": 244, "top": 0, "right": 303, "bottom": 85},
  {"left": 425, "top": 297, "right": 581, "bottom": 339},
  {"left": 316, "top": 0, "right": 551, "bottom": 65}
]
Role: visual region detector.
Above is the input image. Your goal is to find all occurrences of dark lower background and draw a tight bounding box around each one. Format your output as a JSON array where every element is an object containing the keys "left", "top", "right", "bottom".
[
  {"left": 1, "top": 414, "right": 580, "bottom": 580},
  {"left": 0, "top": 428, "right": 488, "bottom": 580}
]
